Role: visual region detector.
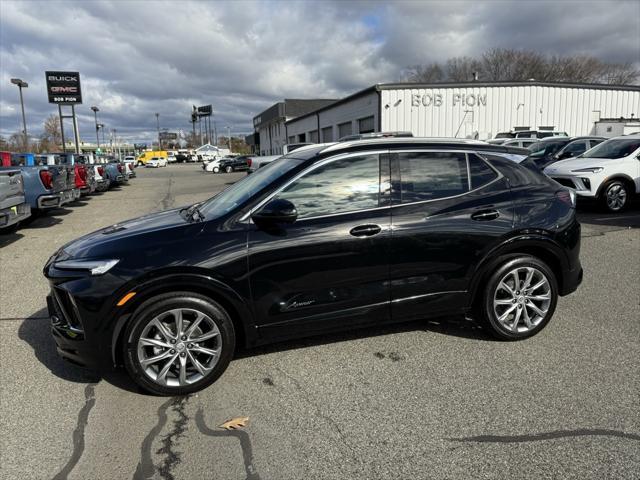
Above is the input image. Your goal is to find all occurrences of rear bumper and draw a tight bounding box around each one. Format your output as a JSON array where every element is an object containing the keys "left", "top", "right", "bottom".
[
  {"left": 60, "top": 189, "right": 78, "bottom": 206},
  {"left": 0, "top": 202, "right": 31, "bottom": 228},
  {"left": 36, "top": 193, "right": 63, "bottom": 209}
]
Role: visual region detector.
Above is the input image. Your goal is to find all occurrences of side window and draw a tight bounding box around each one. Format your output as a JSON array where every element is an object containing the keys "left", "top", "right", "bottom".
[
  {"left": 398, "top": 152, "right": 469, "bottom": 203},
  {"left": 590, "top": 139, "right": 604, "bottom": 148},
  {"left": 468, "top": 153, "right": 498, "bottom": 189},
  {"left": 565, "top": 141, "right": 586, "bottom": 154},
  {"left": 276, "top": 154, "right": 382, "bottom": 219}
]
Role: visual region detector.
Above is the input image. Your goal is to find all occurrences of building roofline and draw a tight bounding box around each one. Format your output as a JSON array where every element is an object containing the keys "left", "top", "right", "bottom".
[{"left": 285, "top": 80, "right": 640, "bottom": 125}]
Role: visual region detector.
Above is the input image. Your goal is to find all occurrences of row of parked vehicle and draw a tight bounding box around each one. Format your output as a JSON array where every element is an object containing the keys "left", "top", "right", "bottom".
[{"left": 0, "top": 152, "right": 136, "bottom": 234}]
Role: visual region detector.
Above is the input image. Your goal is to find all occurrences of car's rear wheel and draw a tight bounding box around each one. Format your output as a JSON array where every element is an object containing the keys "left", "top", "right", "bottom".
[
  {"left": 225, "top": 166, "right": 233, "bottom": 173},
  {"left": 123, "top": 292, "right": 235, "bottom": 395},
  {"left": 479, "top": 256, "right": 558, "bottom": 340},
  {"left": 600, "top": 180, "right": 628, "bottom": 212}
]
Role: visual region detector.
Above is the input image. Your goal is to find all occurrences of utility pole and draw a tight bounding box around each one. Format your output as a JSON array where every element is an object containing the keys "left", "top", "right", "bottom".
[
  {"left": 226, "top": 125, "right": 231, "bottom": 152},
  {"left": 91, "top": 106, "right": 100, "bottom": 150},
  {"left": 10, "top": 78, "right": 28, "bottom": 150},
  {"left": 156, "top": 113, "right": 161, "bottom": 150}
]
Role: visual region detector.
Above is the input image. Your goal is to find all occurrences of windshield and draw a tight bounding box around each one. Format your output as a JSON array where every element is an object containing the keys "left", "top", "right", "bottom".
[
  {"left": 581, "top": 138, "right": 640, "bottom": 159},
  {"left": 528, "top": 140, "right": 566, "bottom": 157},
  {"left": 198, "top": 157, "right": 305, "bottom": 219}
]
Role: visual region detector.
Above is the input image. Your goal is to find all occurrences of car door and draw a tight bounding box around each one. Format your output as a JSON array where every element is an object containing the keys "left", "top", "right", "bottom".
[
  {"left": 389, "top": 150, "right": 515, "bottom": 322},
  {"left": 247, "top": 152, "right": 392, "bottom": 339}
]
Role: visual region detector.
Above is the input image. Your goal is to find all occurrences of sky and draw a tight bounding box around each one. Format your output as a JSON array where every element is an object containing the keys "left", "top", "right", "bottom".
[{"left": 1, "top": 0, "right": 639, "bottom": 145}]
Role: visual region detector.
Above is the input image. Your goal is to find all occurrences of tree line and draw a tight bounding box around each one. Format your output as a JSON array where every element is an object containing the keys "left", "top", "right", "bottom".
[{"left": 402, "top": 48, "right": 639, "bottom": 85}]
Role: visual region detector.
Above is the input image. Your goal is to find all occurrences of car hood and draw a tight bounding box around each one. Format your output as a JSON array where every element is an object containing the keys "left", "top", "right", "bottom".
[
  {"left": 544, "top": 156, "right": 619, "bottom": 175},
  {"left": 59, "top": 207, "right": 195, "bottom": 259}
]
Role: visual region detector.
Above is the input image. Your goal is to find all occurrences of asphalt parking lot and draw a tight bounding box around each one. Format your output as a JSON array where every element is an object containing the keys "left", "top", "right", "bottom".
[{"left": 1, "top": 164, "right": 639, "bottom": 480}]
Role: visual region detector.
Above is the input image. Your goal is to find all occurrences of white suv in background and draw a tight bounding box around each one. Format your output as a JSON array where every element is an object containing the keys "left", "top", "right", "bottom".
[{"left": 543, "top": 135, "right": 640, "bottom": 212}]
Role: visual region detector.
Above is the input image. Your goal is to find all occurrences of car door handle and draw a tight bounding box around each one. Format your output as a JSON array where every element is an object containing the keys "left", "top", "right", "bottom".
[
  {"left": 350, "top": 224, "right": 382, "bottom": 237},
  {"left": 471, "top": 209, "right": 500, "bottom": 221}
]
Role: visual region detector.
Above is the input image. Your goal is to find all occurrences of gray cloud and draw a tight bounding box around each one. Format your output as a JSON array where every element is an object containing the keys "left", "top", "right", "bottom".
[{"left": 1, "top": 0, "right": 638, "bottom": 145}]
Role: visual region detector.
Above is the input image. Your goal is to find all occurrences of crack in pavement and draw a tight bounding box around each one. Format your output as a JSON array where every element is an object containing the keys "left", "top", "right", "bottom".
[
  {"left": 195, "top": 408, "right": 261, "bottom": 480},
  {"left": 273, "top": 366, "right": 360, "bottom": 461},
  {"left": 134, "top": 396, "right": 190, "bottom": 480},
  {"left": 450, "top": 428, "right": 640, "bottom": 443},
  {"left": 51, "top": 383, "right": 97, "bottom": 480},
  {"left": 159, "top": 175, "right": 175, "bottom": 211}
]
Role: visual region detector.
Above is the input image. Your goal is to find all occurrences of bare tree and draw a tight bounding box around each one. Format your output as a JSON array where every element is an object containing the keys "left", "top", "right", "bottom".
[
  {"left": 403, "top": 49, "right": 639, "bottom": 85},
  {"left": 39, "top": 114, "right": 62, "bottom": 152}
]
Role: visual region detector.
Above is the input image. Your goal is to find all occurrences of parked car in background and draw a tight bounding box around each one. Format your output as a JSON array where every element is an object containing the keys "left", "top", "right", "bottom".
[
  {"left": 103, "top": 161, "right": 126, "bottom": 187},
  {"left": 527, "top": 137, "right": 606, "bottom": 170},
  {"left": 246, "top": 154, "right": 282, "bottom": 174},
  {"left": 552, "top": 137, "right": 606, "bottom": 161},
  {"left": 43, "top": 137, "right": 582, "bottom": 395},
  {"left": 137, "top": 151, "right": 168, "bottom": 166},
  {"left": 167, "top": 154, "right": 177, "bottom": 163},
  {"left": 217, "top": 155, "right": 250, "bottom": 173},
  {"left": 503, "top": 138, "right": 538, "bottom": 149},
  {"left": 544, "top": 134, "right": 640, "bottom": 212},
  {"left": 0, "top": 168, "right": 31, "bottom": 233},
  {"left": 203, "top": 158, "right": 222, "bottom": 173},
  {"left": 0, "top": 152, "right": 74, "bottom": 212},
  {"left": 145, "top": 157, "right": 168, "bottom": 168},
  {"left": 57, "top": 153, "right": 96, "bottom": 196},
  {"left": 486, "top": 138, "right": 508, "bottom": 145},
  {"left": 514, "top": 130, "right": 568, "bottom": 139}
]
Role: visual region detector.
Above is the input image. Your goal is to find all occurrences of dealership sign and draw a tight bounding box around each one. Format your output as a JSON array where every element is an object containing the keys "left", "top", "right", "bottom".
[
  {"left": 411, "top": 92, "right": 487, "bottom": 107},
  {"left": 45, "top": 71, "right": 82, "bottom": 104},
  {"left": 197, "top": 105, "right": 212, "bottom": 116}
]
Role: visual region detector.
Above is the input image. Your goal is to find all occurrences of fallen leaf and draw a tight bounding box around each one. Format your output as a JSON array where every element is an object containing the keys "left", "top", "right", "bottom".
[{"left": 219, "top": 416, "right": 249, "bottom": 430}]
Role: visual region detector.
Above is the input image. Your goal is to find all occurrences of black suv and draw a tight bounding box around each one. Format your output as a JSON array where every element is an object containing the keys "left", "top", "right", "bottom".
[
  {"left": 44, "top": 139, "right": 582, "bottom": 395},
  {"left": 217, "top": 155, "right": 251, "bottom": 173}
]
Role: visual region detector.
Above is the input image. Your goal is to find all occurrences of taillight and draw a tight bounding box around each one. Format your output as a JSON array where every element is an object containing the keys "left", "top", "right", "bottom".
[
  {"left": 78, "top": 166, "right": 87, "bottom": 180},
  {"left": 39, "top": 170, "right": 53, "bottom": 189},
  {"left": 117, "top": 164, "right": 123, "bottom": 173},
  {"left": 556, "top": 189, "right": 576, "bottom": 208},
  {"left": 247, "top": 158, "right": 252, "bottom": 167},
  {"left": 97, "top": 166, "right": 104, "bottom": 176}
]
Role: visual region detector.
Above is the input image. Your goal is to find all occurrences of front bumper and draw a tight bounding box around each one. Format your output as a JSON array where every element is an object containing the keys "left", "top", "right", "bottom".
[
  {"left": 0, "top": 202, "right": 31, "bottom": 228},
  {"left": 549, "top": 175, "right": 596, "bottom": 198}
]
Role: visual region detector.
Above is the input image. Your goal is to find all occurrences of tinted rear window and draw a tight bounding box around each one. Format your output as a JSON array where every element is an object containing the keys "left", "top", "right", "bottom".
[
  {"left": 468, "top": 154, "right": 498, "bottom": 189},
  {"left": 398, "top": 152, "right": 469, "bottom": 203}
]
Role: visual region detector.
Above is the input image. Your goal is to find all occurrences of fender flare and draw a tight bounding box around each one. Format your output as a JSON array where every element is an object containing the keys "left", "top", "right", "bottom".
[
  {"left": 596, "top": 174, "right": 637, "bottom": 198},
  {"left": 109, "top": 271, "right": 255, "bottom": 366},
  {"left": 468, "top": 233, "right": 568, "bottom": 306}
]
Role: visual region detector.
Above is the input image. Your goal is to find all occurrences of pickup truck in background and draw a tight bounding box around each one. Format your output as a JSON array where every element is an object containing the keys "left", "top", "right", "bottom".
[
  {"left": 0, "top": 152, "right": 74, "bottom": 212},
  {"left": 58, "top": 153, "right": 97, "bottom": 195},
  {"left": 102, "top": 161, "right": 127, "bottom": 187},
  {"left": 0, "top": 168, "right": 31, "bottom": 233},
  {"left": 36, "top": 154, "right": 81, "bottom": 203}
]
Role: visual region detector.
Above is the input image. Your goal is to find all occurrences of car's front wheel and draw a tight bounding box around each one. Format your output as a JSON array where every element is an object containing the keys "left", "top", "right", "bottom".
[
  {"left": 212, "top": 167, "right": 220, "bottom": 173},
  {"left": 600, "top": 180, "right": 628, "bottom": 212},
  {"left": 123, "top": 292, "right": 235, "bottom": 395},
  {"left": 478, "top": 256, "right": 558, "bottom": 340}
]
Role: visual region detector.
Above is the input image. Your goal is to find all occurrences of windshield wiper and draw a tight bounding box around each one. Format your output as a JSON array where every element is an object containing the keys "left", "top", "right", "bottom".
[{"left": 180, "top": 203, "right": 204, "bottom": 222}]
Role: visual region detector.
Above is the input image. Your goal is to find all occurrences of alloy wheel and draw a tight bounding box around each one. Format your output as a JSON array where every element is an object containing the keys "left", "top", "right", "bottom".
[
  {"left": 136, "top": 308, "right": 222, "bottom": 387},
  {"left": 606, "top": 183, "right": 627, "bottom": 211},
  {"left": 493, "top": 266, "right": 551, "bottom": 333}
]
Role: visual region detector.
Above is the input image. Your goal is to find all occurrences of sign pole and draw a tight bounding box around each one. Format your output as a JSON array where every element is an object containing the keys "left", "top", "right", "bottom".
[
  {"left": 71, "top": 104, "right": 81, "bottom": 154},
  {"left": 58, "top": 104, "right": 67, "bottom": 153}
]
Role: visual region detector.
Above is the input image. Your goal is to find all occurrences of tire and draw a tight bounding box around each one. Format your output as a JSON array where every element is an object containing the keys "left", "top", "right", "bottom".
[
  {"left": 477, "top": 255, "right": 558, "bottom": 340},
  {"left": 225, "top": 166, "right": 233, "bottom": 173},
  {"left": 600, "top": 180, "right": 629, "bottom": 213},
  {"left": 123, "top": 292, "right": 236, "bottom": 395},
  {"left": 212, "top": 167, "right": 219, "bottom": 173},
  {"left": 137, "top": 161, "right": 143, "bottom": 167}
]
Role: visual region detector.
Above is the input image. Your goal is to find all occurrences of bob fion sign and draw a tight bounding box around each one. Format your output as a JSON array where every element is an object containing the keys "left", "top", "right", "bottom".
[{"left": 45, "top": 71, "right": 82, "bottom": 104}]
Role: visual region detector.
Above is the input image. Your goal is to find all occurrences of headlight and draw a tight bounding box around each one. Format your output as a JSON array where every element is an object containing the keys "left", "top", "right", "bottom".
[
  {"left": 54, "top": 259, "right": 119, "bottom": 275},
  {"left": 571, "top": 167, "right": 603, "bottom": 173}
]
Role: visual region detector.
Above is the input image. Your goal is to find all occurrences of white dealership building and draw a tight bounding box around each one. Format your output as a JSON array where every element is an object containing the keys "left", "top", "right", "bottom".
[{"left": 283, "top": 81, "right": 640, "bottom": 143}]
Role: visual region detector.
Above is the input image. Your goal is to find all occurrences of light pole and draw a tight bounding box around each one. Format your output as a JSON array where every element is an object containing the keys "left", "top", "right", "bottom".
[
  {"left": 91, "top": 106, "right": 100, "bottom": 151},
  {"left": 226, "top": 125, "right": 231, "bottom": 152},
  {"left": 155, "top": 113, "right": 161, "bottom": 150},
  {"left": 10, "top": 78, "right": 28, "bottom": 149}
]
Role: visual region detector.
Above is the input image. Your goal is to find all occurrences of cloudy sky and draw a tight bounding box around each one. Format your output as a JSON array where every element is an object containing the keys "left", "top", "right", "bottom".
[{"left": 1, "top": 0, "right": 638, "bottom": 145}]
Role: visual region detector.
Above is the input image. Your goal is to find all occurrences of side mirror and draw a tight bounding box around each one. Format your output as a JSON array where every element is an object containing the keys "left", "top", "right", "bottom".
[{"left": 252, "top": 198, "right": 297, "bottom": 226}]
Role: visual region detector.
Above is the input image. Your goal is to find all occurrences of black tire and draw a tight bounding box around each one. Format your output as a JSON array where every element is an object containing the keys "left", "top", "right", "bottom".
[
  {"left": 478, "top": 255, "right": 558, "bottom": 340},
  {"left": 599, "top": 180, "right": 629, "bottom": 213},
  {"left": 225, "top": 165, "right": 233, "bottom": 173},
  {"left": 123, "top": 292, "right": 235, "bottom": 395}
]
